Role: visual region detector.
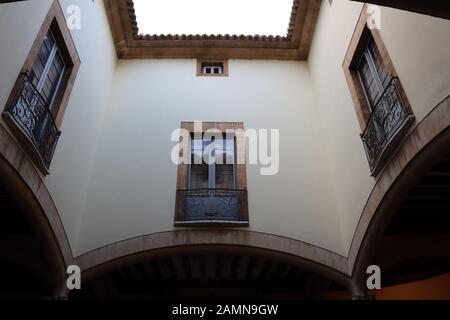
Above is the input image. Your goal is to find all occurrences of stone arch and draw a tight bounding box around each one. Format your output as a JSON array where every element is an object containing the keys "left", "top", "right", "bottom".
[
  {"left": 349, "top": 96, "right": 450, "bottom": 295},
  {"left": 0, "top": 125, "right": 72, "bottom": 296}
]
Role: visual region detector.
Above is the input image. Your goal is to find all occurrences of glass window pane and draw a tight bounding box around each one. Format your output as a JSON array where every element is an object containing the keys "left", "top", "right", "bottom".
[
  {"left": 216, "top": 137, "right": 235, "bottom": 189},
  {"left": 31, "top": 47, "right": 51, "bottom": 85},
  {"left": 213, "top": 138, "right": 224, "bottom": 164},
  {"left": 43, "top": 31, "right": 56, "bottom": 52},
  {"left": 37, "top": 48, "right": 50, "bottom": 66},
  {"left": 30, "top": 31, "right": 66, "bottom": 110},
  {"left": 190, "top": 137, "right": 209, "bottom": 189},
  {"left": 42, "top": 51, "right": 65, "bottom": 108},
  {"left": 190, "top": 163, "right": 208, "bottom": 189},
  {"left": 46, "top": 64, "right": 59, "bottom": 86},
  {"left": 368, "top": 39, "right": 389, "bottom": 87},
  {"left": 358, "top": 56, "right": 379, "bottom": 107},
  {"left": 216, "top": 164, "right": 234, "bottom": 189},
  {"left": 53, "top": 51, "right": 65, "bottom": 73},
  {"left": 40, "top": 78, "right": 54, "bottom": 102},
  {"left": 189, "top": 135, "right": 235, "bottom": 190},
  {"left": 191, "top": 138, "right": 203, "bottom": 164},
  {"left": 30, "top": 58, "right": 45, "bottom": 87}
]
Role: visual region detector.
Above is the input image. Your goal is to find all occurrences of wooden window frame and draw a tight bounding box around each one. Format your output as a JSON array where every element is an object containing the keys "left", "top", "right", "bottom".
[
  {"left": 2, "top": 0, "right": 80, "bottom": 174},
  {"left": 196, "top": 60, "right": 229, "bottom": 77},
  {"left": 174, "top": 122, "right": 248, "bottom": 227},
  {"left": 29, "top": 29, "right": 66, "bottom": 111},
  {"left": 357, "top": 38, "right": 386, "bottom": 111}
]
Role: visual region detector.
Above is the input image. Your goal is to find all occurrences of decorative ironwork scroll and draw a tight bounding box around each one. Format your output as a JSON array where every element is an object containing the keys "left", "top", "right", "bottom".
[
  {"left": 361, "top": 77, "right": 411, "bottom": 174},
  {"left": 5, "top": 73, "right": 61, "bottom": 170}
]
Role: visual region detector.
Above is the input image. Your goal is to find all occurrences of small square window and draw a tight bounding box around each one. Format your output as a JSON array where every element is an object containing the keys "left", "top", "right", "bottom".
[{"left": 197, "top": 60, "right": 228, "bottom": 77}]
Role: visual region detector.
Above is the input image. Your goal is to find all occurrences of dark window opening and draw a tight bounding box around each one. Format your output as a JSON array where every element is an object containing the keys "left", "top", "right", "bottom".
[
  {"left": 30, "top": 30, "right": 66, "bottom": 115},
  {"left": 356, "top": 37, "right": 389, "bottom": 111},
  {"left": 201, "top": 62, "right": 225, "bottom": 76}
]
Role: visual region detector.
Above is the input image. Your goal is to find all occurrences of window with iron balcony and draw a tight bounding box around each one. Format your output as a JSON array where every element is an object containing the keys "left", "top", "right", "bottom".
[
  {"left": 2, "top": 1, "right": 80, "bottom": 175},
  {"left": 174, "top": 122, "right": 249, "bottom": 227},
  {"left": 343, "top": 16, "right": 414, "bottom": 177}
]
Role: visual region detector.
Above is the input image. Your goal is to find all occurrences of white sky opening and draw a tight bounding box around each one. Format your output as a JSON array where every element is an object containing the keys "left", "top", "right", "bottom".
[{"left": 133, "top": 0, "right": 294, "bottom": 36}]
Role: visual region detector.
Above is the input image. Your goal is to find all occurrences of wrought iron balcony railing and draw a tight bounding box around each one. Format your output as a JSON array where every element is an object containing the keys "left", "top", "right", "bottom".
[
  {"left": 175, "top": 188, "right": 249, "bottom": 226},
  {"left": 361, "top": 77, "right": 414, "bottom": 176},
  {"left": 2, "top": 73, "right": 61, "bottom": 173}
]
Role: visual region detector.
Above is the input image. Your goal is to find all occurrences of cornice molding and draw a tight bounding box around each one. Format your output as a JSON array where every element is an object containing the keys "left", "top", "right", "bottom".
[{"left": 104, "top": 0, "right": 322, "bottom": 60}]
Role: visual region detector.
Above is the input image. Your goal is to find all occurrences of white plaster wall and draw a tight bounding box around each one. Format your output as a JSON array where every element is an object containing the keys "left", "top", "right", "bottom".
[
  {"left": 76, "top": 59, "right": 344, "bottom": 255},
  {"left": 308, "top": 0, "right": 450, "bottom": 254},
  {"left": 0, "top": 0, "right": 117, "bottom": 248},
  {"left": 378, "top": 7, "right": 450, "bottom": 121},
  {"left": 308, "top": 0, "right": 372, "bottom": 255}
]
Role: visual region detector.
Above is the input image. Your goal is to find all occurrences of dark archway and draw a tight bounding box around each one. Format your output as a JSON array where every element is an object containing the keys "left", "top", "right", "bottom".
[
  {"left": 71, "top": 245, "right": 350, "bottom": 300},
  {"left": 0, "top": 125, "right": 73, "bottom": 298},
  {"left": 352, "top": 128, "right": 450, "bottom": 298},
  {"left": 348, "top": 96, "right": 450, "bottom": 295},
  {"left": 371, "top": 149, "right": 450, "bottom": 291},
  {"left": 0, "top": 184, "right": 55, "bottom": 298}
]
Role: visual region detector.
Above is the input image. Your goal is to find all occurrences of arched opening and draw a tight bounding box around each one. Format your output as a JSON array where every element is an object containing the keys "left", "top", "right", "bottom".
[
  {"left": 350, "top": 125, "right": 450, "bottom": 299},
  {"left": 0, "top": 147, "right": 69, "bottom": 299},
  {"left": 368, "top": 149, "right": 450, "bottom": 299},
  {"left": 71, "top": 245, "right": 349, "bottom": 300},
  {"left": 0, "top": 184, "right": 53, "bottom": 298}
]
